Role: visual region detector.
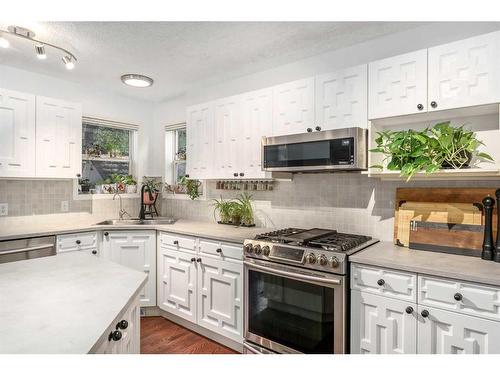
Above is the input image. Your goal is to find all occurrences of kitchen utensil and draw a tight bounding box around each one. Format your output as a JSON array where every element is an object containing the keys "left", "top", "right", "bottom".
[{"left": 482, "top": 196, "right": 495, "bottom": 260}]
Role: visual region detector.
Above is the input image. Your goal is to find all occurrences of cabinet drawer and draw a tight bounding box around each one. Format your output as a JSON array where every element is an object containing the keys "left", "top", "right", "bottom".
[
  {"left": 57, "top": 232, "right": 98, "bottom": 253},
  {"left": 419, "top": 275, "right": 500, "bottom": 322},
  {"left": 351, "top": 263, "right": 417, "bottom": 302},
  {"left": 159, "top": 232, "right": 196, "bottom": 254},
  {"left": 199, "top": 239, "right": 242, "bottom": 261}
]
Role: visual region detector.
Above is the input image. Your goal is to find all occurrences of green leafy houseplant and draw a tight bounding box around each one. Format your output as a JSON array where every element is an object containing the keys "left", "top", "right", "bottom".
[
  {"left": 142, "top": 177, "right": 162, "bottom": 203},
  {"left": 212, "top": 193, "right": 255, "bottom": 226},
  {"left": 96, "top": 128, "right": 129, "bottom": 158},
  {"left": 236, "top": 193, "right": 254, "bottom": 226},
  {"left": 212, "top": 197, "right": 234, "bottom": 224},
  {"left": 179, "top": 176, "right": 201, "bottom": 200},
  {"left": 370, "top": 122, "right": 493, "bottom": 181}
]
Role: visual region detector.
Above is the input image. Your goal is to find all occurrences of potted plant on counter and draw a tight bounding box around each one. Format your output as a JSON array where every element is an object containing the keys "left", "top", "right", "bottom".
[
  {"left": 142, "top": 177, "right": 162, "bottom": 204},
  {"left": 123, "top": 175, "right": 138, "bottom": 194}
]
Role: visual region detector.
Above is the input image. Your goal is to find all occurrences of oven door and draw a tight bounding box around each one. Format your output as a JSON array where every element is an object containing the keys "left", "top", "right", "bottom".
[{"left": 244, "top": 259, "right": 345, "bottom": 354}]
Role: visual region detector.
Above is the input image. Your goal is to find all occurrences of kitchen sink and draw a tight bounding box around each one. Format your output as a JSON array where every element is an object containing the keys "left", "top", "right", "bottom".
[{"left": 95, "top": 218, "right": 177, "bottom": 225}]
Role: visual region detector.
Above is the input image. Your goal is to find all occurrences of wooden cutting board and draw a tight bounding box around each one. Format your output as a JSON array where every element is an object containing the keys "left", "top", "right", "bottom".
[
  {"left": 396, "top": 202, "right": 482, "bottom": 246},
  {"left": 394, "top": 188, "right": 499, "bottom": 247},
  {"left": 408, "top": 221, "right": 484, "bottom": 257}
]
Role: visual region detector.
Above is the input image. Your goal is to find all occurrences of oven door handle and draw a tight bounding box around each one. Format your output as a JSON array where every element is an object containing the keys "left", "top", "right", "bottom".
[{"left": 244, "top": 260, "right": 342, "bottom": 285}]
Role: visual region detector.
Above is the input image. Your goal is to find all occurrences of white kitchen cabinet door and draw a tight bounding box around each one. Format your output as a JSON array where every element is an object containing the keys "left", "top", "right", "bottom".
[
  {"left": 102, "top": 231, "right": 156, "bottom": 307},
  {"left": 213, "top": 95, "right": 242, "bottom": 179},
  {"left": 368, "top": 49, "right": 428, "bottom": 119},
  {"left": 0, "top": 89, "right": 36, "bottom": 178},
  {"left": 35, "top": 96, "right": 82, "bottom": 178},
  {"left": 240, "top": 88, "right": 273, "bottom": 179},
  {"left": 428, "top": 31, "right": 500, "bottom": 112},
  {"left": 157, "top": 246, "right": 197, "bottom": 323},
  {"left": 351, "top": 290, "right": 417, "bottom": 354},
  {"left": 186, "top": 102, "right": 214, "bottom": 180},
  {"left": 197, "top": 255, "right": 243, "bottom": 342},
  {"left": 315, "top": 65, "right": 368, "bottom": 130},
  {"left": 272, "top": 77, "right": 315, "bottom": 136},
  {"left": 418, "top": 305, "right": 500, "bottom": 354}
]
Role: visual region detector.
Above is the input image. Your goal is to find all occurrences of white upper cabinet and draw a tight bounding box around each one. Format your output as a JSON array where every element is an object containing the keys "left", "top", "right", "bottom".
[
  {"left": 368, "top": 49, "right": 428, "bottom": 119},
  {"left": 186, "top": 102, "right": 214, "bottom": 180},
  {"left": 272, "top": 77, "right": 315, "bottom": 136},
  {"left": 428, "top": 30, "right": 500, "bottom": 112},
  {"left": 315, "top": 65, "right": 368, "bottom": 130},
  {"left": 36, "top": 96, "right": 82, "bottom": 178},
  {"left": 0, "top": 89, "right": 36, "bottom": 178},
  {"left": 240, "top": 88, "right": 273, "bottom": 179},
  {"left": 213, "top": 95, "right": 242, "bottom": 179}
]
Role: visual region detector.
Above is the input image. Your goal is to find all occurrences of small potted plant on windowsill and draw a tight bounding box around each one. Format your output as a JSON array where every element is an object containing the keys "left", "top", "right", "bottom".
[{"left": 123, "top": 175, "right": 137, "bottom": 194}]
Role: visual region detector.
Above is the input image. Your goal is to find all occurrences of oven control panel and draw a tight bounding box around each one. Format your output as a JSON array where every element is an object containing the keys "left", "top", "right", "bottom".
[{"left": 243, "top": 240, "right": 347, "bottom": 274}]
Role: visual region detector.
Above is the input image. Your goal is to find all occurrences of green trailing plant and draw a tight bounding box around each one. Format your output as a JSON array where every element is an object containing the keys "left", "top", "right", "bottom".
[
  {"left": 370, "top": 122, "right": 493, "bottom": 181},
  {"left": 179, "top": 176, "right": 201, "bottom": 200},
  {"left": 122, "top": 174, "right": 137, "bottom": 185}
]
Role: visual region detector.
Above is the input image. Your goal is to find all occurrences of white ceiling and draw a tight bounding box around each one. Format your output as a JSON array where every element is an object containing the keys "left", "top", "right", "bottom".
[{"left": 0, "top": 22, "right": 426, "bottom": 103}]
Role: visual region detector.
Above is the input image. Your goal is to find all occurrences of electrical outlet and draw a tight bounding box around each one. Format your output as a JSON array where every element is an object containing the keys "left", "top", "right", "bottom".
[
  {"left": 61, "top": 201, "right": 69, "bottom": 212},
  {"left": 0, "top": 203, "right": 8, "bottom": 216}
]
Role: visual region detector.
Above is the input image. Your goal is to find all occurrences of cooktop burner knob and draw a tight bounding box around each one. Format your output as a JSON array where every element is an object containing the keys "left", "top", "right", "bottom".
[
  {"left": 318, "top": 255, "right": 328, "bottom": 266},
  {"left": 262, "top": 245, "right": 271, "bottom": 256},
  {"left": 244, "top": 244, "right": 253, "bottom": 253},
  {"left": 254, "top": 244, "right": 262, "bottom": 255},
  {"left": 306, "top": 253, "right": 317, "bottom": 264},
  {"left": 330, "top": 256, "right": 340, "bottom": 268}
]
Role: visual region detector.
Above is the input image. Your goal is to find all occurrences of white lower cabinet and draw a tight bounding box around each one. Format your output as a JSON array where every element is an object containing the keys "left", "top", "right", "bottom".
[
  {"left": 157, "top": 232, "right": 243, "bottom": 343},
  {"left": 350, "top": 263, "right": 500, "bottom": 354},
  {"left": 351, "top": 290, "right": 417, "bottom": 354},
  {"left": 102, "top": 231, "right": 156, "bottom": 307}
]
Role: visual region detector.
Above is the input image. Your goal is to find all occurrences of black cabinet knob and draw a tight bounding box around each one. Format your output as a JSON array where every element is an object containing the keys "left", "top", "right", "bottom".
[
  {"left": 196, "top": 258, "right": 202, "bottom": 262},
  {"left": 104, "top": 232, "right": 109, "bottom": 237},
  {"left": 190, "top": 257, "right": 196, "bottom": 262},
  {"left": 417, "top": 103, "right": 424, "bottom": 111},
  {"left": 454, "top": 293, "right": 463, "bottom": 301},
  {"left": 377, "top": 279, "right": 385, "bottom": 286},
  {"left": 430, "top": 101, "right": 438, "bottom": 108},
  {"left": 116, "top": 320, "right": 128, "bottom": 330},
  {"left": 173, "top": 240, "right": 179, "bottom": 245},
  {"left": 306, "top": 128, "right": 313, "bottom": 132},
  {"left": 76, "top": 173, "right": 81, "bottom": 178},
  {"left": 405, "top": 306, "right": 414, "bottom": 314},
  {"left": 216, "top": 248, "right": 222, "bottom": 253},
  {"left": 108, "top": 330, "right": 122, "bottom": 341},
  {"left": 91, "top": 250, "right": 97, "bottom": 255},
  {"left": 233, "top": 173, "right": 238, "bottom": 177},
  {"left": 76, "top": 240, "right": 81, "bottom": 245},
  {"left": 421, "top": 309, "right": 429, "bottom": 318},
  {"left": 239, "top": 173, "right": 244, "bottom": 177},
  {"left": 315, "top": 126, "right": 321, "bottom": 131}
]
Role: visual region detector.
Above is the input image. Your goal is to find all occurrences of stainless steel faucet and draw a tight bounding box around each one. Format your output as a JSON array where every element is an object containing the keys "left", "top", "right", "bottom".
[{"left": 113, "top": 192, "right": 131, "bottom": 220}]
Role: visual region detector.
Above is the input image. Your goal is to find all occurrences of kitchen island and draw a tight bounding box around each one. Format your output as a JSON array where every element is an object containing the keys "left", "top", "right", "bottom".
[{"left": 0, "top": 252, "right": 147, "bottom": 353}]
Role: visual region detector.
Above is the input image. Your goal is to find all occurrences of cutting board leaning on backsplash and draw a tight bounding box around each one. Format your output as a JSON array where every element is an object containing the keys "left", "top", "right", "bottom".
[{"left": 394, "top": 188, "right": 498, "bottom": 251}]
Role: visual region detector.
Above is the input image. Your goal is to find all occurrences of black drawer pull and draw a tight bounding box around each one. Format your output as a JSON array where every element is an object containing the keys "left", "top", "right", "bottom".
[
  {"left": 104, "top": 232, "right": 109, "bottom": 237},
  {"left": 421, "top": 309, "right": 429, "bottom": 318},
  {"left": 91, "top": 250, "right": 97, "bottom": 255},
  {"left": 405, "top": 306, "right": 414, "bottom": 314},
  {"left": 454, "top": 293, "right": 463, "bottom": 301},
  {"left": 76, "top": 240, "right": 81, "bottom": 245},
  {"left": 196, "top": 258, "right": 202, "bottom": 262},
  {"left": 108, "top": 330, "right": 122, "bottom": 341},
  {"left": 190, "top": 257, "right": 196, "bottom": 262},
  {"left": 377, "top": 279, "right": 385, "bottom": 286},
  {"left": 173, "top": 240, "right": 179, "bottom": 245},
  {"left": 116, "top": 320, "right": 128, "bottom": 330},
  {"left": 216, "top": 248, "right": 222, "bottom": 254}
]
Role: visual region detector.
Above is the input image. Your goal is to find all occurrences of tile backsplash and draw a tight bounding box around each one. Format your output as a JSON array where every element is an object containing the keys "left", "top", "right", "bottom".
[{"left": 162, "top": 173, "right": 500, "bottom": 241}]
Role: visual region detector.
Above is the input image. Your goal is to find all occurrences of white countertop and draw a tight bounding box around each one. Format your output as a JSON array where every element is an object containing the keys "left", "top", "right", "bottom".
[
  {"left": 350, "top": 241, "right": 500, "bottom": 287},
  {"left": 0, "top": 213, "right": 267, "bottom": 244},
  {"left": 0, "top": 252, "right": 147, "bottom": 353}
]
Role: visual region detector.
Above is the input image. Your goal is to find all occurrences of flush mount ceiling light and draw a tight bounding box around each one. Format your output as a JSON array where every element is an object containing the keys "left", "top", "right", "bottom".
[
  {"left": 121, "top": 74, "right": 154, "bottom": 88},
  {"left": 0, "top": 25, "right": 77, "bottom": 69}
]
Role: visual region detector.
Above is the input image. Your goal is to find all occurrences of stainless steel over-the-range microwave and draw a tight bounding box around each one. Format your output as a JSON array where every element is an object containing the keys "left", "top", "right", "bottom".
[{"left": 261, "top": 127, "right": 368, "bottom": 173}]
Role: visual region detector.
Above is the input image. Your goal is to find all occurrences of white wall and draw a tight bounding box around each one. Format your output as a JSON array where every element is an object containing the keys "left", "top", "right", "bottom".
[{"left": 0, "top": 64, "right": 156, "bottom": 178}]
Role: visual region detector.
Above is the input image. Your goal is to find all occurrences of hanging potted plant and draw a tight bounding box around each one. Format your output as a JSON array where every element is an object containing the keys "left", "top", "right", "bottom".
[{"left": 179, "top": 176, "right": 202, "bottom": 200}]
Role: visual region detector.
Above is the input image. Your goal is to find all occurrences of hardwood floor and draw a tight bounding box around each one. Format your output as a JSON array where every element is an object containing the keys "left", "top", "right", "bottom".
[{"left": 140, "top": 316, "right": 238, "bottom": 354}]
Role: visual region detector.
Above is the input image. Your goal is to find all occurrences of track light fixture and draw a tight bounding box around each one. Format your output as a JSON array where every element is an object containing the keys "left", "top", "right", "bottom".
[{"left": 0, "top": 25, "right": 77, "bottom": 69}]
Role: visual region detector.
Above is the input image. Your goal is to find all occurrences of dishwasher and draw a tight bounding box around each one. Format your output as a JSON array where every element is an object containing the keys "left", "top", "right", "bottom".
[{"left": 0, "top": 236, "right": 56, "bottom": 264}]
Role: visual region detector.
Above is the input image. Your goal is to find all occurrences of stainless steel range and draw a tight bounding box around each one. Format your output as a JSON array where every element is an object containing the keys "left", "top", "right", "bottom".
[{"left": 243, "top": 228, "right": 378, "bottom": 354}]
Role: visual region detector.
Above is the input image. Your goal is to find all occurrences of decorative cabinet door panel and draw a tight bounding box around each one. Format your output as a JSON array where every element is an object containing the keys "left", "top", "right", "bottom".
[
  {"left": 368, "top": 49, "right": 428, "bottom": 119},
  {"left": 315, "top": 65, "right": 368, "bottom": 130},
  {"left": 213, "top": 96, "right": 242, "bottom": 179},
  {"left": 418, "top": 305, "right": 500, "bottom": 354},
  {"left": 351, "top": 290, "right": 417, "bottom": 354},
  {"left": 0, "top": 89, "right": 36, "bottom": 177},
  {"left": 272, "top": 77, "right": 315, "bottom": 136},
  {"left": 197, "top": 256, "right": 243, "bottom": 342},
  {"left": 35, "top": 96, "right": 82, "bottom": 178},
  {"left": 240, "top": 88, "right": 272, "bottom": 178},
  {"left": 186, "top": 102, "right": 214, "bottom": 179},
  {"left": 428, "top": 30, "right": 500, "bottom": 111},
  {"left": 157, "top": 247, "right": 197, "bottom": 323},
  {"left": 103, "top": 231, "right": 156, "bottom": 307}
]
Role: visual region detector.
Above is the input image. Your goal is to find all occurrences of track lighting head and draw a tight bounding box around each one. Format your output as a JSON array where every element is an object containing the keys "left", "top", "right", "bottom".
[
  {"left": 35, "top": 44, "right": 46, "bottom": 60},
  {"left": 62, "top": 55, "right": 75, "bottom": 70}
]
